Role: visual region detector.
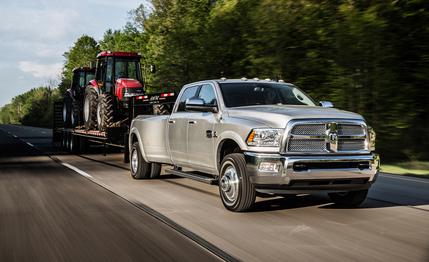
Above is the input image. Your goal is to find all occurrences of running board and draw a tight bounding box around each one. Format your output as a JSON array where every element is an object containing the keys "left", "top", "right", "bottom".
[{"left": 166, "top": 169, "right": 217, "bottom": 184}]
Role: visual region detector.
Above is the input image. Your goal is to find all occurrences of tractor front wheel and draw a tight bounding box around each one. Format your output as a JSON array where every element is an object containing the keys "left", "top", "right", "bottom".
[
  {"left": 97, "top": 94, "right": 115, "bottom": 131},
  {"left": 84, "top": 87, "right": 98, "bottom": 130}
]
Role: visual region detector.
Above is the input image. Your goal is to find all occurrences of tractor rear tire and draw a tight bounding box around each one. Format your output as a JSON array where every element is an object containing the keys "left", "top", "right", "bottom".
[
  {"left": 97, "top": 94, "right": 115, "bottom": 131},
  {"left": 63, "top": 93, "right": 72, "bottom": 128},
  {"left": 71, "top": 99, "right": 80, "bottom": 127},
  {"left": 84, "top": 87, "right": 98, "bottom": 130}
]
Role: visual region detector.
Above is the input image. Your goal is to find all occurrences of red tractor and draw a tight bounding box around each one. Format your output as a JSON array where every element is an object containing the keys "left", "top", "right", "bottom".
[
  {"left": 63, "top": 67, "right": 96, "bottom": 127},
  {"left": 83, "top": 51, "right": 146, "bottom": 131}
]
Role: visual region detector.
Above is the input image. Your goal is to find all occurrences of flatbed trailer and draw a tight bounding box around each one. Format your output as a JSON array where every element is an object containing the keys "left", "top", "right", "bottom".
[{"left": 53, "top": 92, "right": 176, "bottom": 163}]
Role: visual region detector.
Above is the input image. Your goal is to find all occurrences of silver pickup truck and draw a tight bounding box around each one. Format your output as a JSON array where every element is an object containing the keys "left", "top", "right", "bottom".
[{"left": 129, "top": 79, "right": 379, "bottom": 212}]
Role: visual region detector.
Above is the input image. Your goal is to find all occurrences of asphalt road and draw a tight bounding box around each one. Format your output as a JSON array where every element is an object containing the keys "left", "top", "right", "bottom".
[
  {"left": 1, "top": 124, "right": 428, "bottom": 261},
  {"left": 0, "top": 125, "right": 220, "bottom": 262}
]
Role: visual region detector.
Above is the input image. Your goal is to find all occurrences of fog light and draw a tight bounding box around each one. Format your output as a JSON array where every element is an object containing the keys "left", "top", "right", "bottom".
[{"left": 258, "top": 162, "right": 279, "bottom": 172}]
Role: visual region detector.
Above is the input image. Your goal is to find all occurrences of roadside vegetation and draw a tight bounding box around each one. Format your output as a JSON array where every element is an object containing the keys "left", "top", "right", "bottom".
[
  {"left": 381, "top": 161, "right": 429, "bottom": 178},
  {"left": 0, "top": 0, "right": 428, "bottom": 163}
]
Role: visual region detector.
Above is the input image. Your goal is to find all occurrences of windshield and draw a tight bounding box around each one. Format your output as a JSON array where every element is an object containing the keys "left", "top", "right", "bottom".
[
  {"left": 219, "top": 82, "right": 316, "bottom": 107},
  {"left": 114, "top": 58, "right": 142, "bottom": 81}
]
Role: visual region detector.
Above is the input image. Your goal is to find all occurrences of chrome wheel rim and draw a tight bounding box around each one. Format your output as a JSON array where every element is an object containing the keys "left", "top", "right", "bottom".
[
  {"left": 220, "top": 165, "right": 239, "bottom": 205},
  {"left": 131, "top": 149, "right": 138, "bottom": 174},
  {"left": 84, "top": 97, "right": 89, "bottom": 122}
]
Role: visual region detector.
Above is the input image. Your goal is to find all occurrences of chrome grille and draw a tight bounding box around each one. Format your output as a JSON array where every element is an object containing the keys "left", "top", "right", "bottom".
[
  {"left": 338, "top": 124, "right": 364, "bottom": 136},
  {"left": 338, "top": 139, "right": 366, "bottom": 151},
  {"left": 288, "top": 139, "right": 326, "bottom": 152},
  {"left": 291, "top": 124, "right": 325, "bottom": 136},
  {"left": 286, "top": 120, "right": 368, "bottom": 154}
]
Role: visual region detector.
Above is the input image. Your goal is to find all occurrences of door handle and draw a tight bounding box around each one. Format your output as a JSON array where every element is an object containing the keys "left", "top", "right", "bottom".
[
  {"left": 168, "top": 120, "right": 175, "bottom": 124},
  {"left": 188, "top": 120, "right": 197, "bottom": 124}
]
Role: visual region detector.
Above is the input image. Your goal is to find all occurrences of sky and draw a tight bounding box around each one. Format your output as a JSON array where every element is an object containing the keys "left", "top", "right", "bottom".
[{"left": 0, "top": 0, "right": 148, "bottom": 107}]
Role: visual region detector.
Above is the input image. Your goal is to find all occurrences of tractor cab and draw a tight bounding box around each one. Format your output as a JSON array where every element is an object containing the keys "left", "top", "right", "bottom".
[
  {"left": 71, "top": 67, "right": 95, "bottom": 98},
  {"left": 94, "top": 51, "right": 144, "bottom": 102},
  {"left": 83, "top": 51, "right": 147, "bottom": 131}
]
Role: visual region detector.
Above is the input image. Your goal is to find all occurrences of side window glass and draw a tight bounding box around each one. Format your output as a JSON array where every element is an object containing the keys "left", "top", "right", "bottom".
[
  {"left": 198, "top": 84, "right": 216, "bottom": 105},
  {"left": 106, "top": 58, "right": 113, "bottom": 82},
  {"left": 79, "top": 72, "right": 85, "bottom": 87},
  {"left": 177, "top": 86, "right": 199, "bottom": 112}
]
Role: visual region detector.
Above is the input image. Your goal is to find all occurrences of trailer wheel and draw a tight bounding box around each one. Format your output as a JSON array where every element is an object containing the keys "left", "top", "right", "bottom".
[
  {"left": 328, "top": 190, "right": 368, "bottom": 207},
  {"left": 70, "top": 135, "right": 80, "bottom": 154},
  {"left": 219, "top": 153, "right": 256, "bottom": 212},
  {"left": 130, "top": 142, "right": 151, "bottom": 179},
  {"left": 97, "top": 93, "right": 114, "bottom": 131},
  {"left": 61, "top": 132, "right": 67, "bottom": 149},
  {"left": 150, "top": 163, "right": 162, "bottom": 178},
  {"left": 79, "top": 136, "right": 88, "bottom": 153},
  {"left": 84, "top": 87, "right": 98, "bottom": 130}
]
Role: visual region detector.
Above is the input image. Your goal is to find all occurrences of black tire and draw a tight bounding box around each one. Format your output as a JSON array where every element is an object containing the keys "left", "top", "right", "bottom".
[
  {"left": 70, "top": 135, "right": 80, "bottom": 154},
  {"left": 65, "top": 133, "right": 71, "bottom": 151},
  {"left": 84, "top": 87, "right": 98, "bottom": 130},
  {"left": 130, "top": 142, "right": 151, "bottom": 179},
  {"left": 97, "top": 93, "right": 115, "bottom": 131},
  {"left": 61, "top": 132, "right": 67, "bottom": 149},
  {"left": 328, "top": 189, "right": 368, "bottom": 207},
  {"left": 79, "top": 137, "right": 88, "bottom": 153},
  {"left": 63, "top": 93, "right": 72, "bottom": 128},
  {"left": 71, "top": 99, "right": 80, "bottom": 127},
  {"left": 150, "top": 163, "right": 162, "bottom": 178},
  {"left": 219, "top": 153, "right": 256, "bottom": 212}
]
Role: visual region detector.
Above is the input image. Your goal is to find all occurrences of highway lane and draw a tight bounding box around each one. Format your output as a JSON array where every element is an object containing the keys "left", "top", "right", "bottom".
[
  {"left": 0, "top": 126, "right": 221, "bottom": 262},
  {"left": 1, "top": 124, "right": 429, "bottom": 261}
]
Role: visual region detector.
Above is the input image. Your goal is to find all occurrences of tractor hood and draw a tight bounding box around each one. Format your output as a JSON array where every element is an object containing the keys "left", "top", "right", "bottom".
[
  {"left": 115, "top": 78, "right": 144, "bottom": 100},
  {"left": 116, "top": 78, "right": 143, "bottom": 89}
]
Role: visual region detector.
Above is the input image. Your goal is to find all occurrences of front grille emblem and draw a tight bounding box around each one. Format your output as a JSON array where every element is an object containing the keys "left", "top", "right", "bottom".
[{"left": 326, "top": 122, "right": 338, "bottom": 152}]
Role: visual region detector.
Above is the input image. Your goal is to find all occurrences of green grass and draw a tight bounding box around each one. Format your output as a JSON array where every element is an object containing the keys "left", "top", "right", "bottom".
[{"left": 381, "top": 161, "right": 429, "bottom": 178}]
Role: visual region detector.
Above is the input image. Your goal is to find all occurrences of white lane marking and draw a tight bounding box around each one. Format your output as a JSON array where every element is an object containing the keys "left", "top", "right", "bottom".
[
  {"left": 62, "top": 162, "right": 93, "bottom": 179},
  {"left": 26, "top": 142, "right": 35, "bottom": 147},
  {"left": 380, "top": 174, "right": 429, "bottom": 184}
]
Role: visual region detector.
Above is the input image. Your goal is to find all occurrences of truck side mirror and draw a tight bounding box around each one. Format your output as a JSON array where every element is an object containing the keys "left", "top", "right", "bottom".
[
  {"left": 185, "top": 98, "right": 218, "bottom": 113},
  {"left": 319, "top": 101, "right": 334, "bottom": 108}
]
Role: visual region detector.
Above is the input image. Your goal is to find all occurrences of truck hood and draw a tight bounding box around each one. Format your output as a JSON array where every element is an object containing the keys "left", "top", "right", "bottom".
[{"left": 226, "top": 105, "right": 364, "bottom": 128}]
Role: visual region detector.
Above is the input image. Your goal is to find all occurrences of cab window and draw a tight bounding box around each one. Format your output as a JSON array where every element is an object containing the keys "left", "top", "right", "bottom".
[
  {"left": 198, "top": 84, "right": 217, "bottom": 105},
  {"left": 177, "top": 85, "right": 199, "bottom": 112}
]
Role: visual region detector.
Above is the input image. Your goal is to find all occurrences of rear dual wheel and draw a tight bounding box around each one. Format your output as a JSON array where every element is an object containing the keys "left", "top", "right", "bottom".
[{"left": 130, "top": 142, "right": 161, "bottom": 179}]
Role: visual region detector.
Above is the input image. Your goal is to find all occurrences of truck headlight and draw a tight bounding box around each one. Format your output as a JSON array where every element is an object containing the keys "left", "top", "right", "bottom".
[
  {"left": 246, "top": 128, "right": 283, "bottom": 147},
  {"left": 368, "top": 126, "right": 376, "bottom": 151}
]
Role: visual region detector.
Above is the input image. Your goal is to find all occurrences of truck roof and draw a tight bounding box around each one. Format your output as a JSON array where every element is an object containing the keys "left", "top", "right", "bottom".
[
  {"left": 72, "top": 67, "right": 95, "bottom": 72},
  {"left": 97, "top": 51, "right": 141, "bottom": 58},
  {"left": 185, "top": 78, "right": 294, "bottom": 87}
]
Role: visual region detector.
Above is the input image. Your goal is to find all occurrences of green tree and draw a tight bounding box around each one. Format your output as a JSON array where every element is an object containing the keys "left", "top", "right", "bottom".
[{"left": 59, "top": 35, "right": 100, "bottom": 94}]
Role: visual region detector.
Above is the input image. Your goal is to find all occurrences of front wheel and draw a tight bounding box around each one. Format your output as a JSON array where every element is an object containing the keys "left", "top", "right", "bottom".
[
  {"left": 130, "top": 142, "right": 151, "bottom": 179},
  {"left": 83, "top": 87, "right": 98, "bottom": 130},
  {"left": 328, "top": 189, "right": 368, "bottom": 207},
  {"left": 219, "top": 153, "right": 256, "bottom": 212},
  {"left": 97, "top": 93, "right": 114, "bottom": 131}
]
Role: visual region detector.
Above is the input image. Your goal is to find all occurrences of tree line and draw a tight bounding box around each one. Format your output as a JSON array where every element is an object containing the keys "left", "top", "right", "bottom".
[{"left": 1, "top": 0, "right": 428, "bottom": 160}]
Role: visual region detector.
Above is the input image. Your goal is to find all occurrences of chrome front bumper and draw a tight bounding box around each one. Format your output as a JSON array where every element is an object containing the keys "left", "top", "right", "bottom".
[{"left": 244, "top": 152, "right": 380, "bottom": 194}]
